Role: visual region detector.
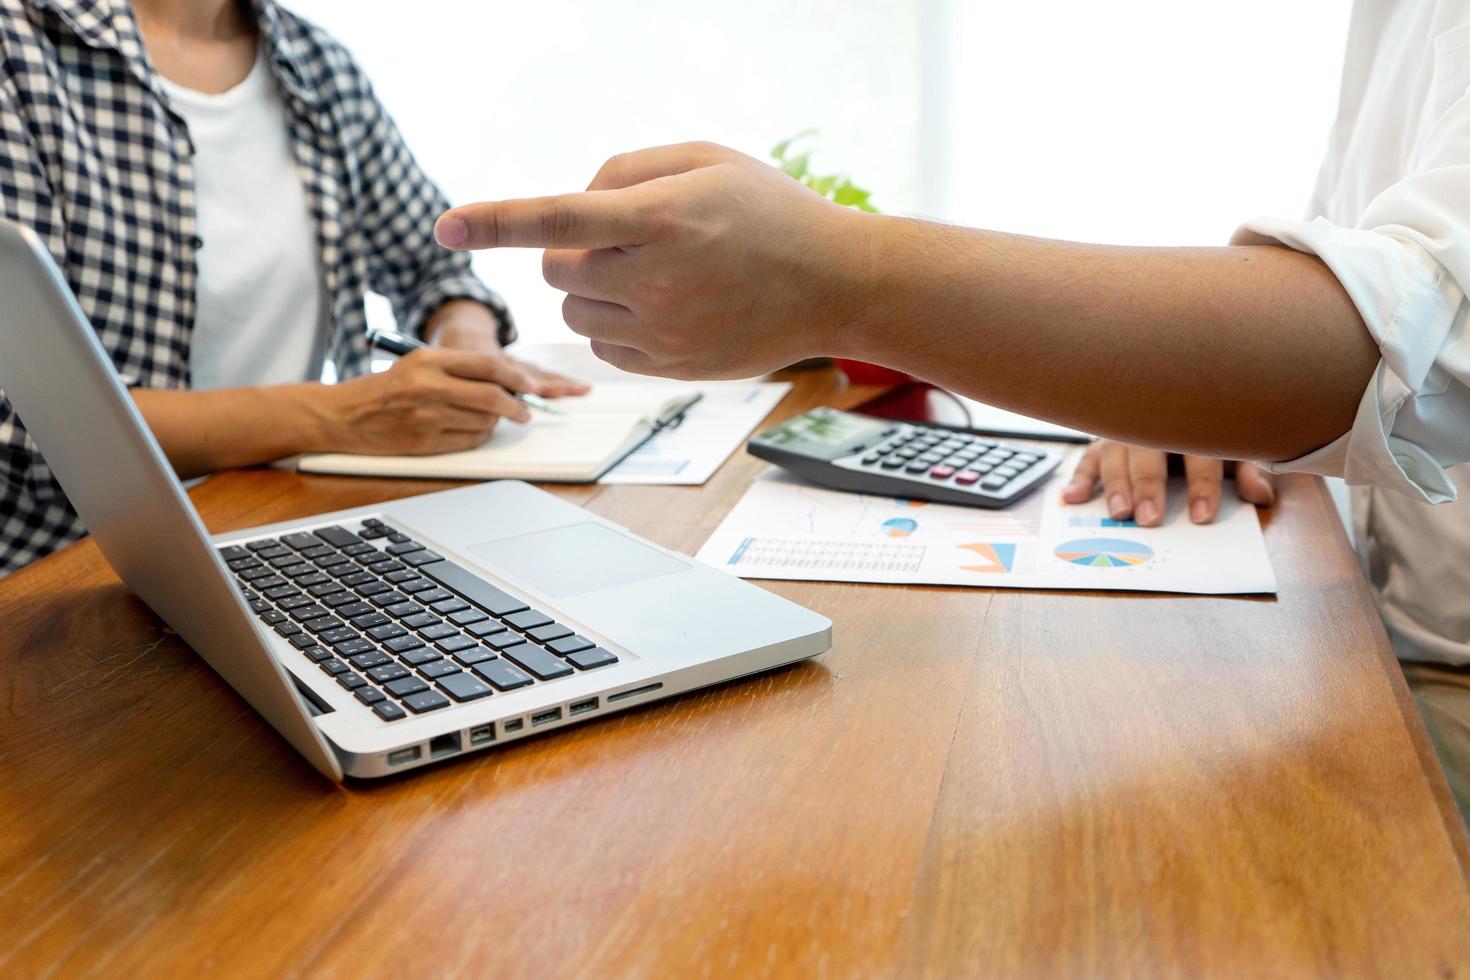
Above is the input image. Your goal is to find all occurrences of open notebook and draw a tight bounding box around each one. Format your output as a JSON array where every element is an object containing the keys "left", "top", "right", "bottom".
[{"left": 296, "top": 383, "right": 702, "bottom": 483}]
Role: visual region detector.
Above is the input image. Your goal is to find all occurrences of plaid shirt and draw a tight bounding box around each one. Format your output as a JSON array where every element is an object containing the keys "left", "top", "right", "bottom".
[{"left": 0, "top": 0, "right": 513, "bottom": 577}]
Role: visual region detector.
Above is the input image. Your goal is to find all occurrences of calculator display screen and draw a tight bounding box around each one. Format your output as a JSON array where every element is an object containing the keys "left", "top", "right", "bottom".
[{"left": 757, "top": 409, "right": 890, "bottom": 460}]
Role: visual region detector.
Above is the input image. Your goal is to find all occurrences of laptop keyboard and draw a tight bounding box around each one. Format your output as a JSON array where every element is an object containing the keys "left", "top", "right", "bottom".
[{"left": 218, "top": 518, "right": 619, "bottom": 722}]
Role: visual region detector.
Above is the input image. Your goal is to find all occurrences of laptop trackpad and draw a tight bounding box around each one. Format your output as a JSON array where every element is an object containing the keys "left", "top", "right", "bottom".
[{"left": 468, "top": 522, "right": 690, "bottom": 599}]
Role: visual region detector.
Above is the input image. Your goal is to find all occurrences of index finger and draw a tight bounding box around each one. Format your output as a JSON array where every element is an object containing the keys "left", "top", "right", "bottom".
[{"left": 435, "top": 189, "right": 653, "bottom": 251}]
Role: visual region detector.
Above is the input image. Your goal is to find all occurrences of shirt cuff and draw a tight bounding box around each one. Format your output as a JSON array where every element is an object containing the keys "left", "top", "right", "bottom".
[
  {"left": 1241, "top": 215, "right": 1462, "bottom": 504},
  {"left": 403, "top": 275, "right": 518, "bottom": 348}
]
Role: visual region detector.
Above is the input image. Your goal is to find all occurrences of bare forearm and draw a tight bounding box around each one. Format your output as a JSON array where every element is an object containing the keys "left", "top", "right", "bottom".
[
  {"left": 131, "top": 384, "right": 329, "bottom": 478},
  {"left": 845, "top": 219, "right": 1379, "bottom": 461}
]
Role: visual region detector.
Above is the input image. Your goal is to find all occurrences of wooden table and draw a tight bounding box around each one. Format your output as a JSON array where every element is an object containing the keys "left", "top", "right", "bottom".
[{"left": 2, "top": 357, "right": 1469, "bottom": 978}]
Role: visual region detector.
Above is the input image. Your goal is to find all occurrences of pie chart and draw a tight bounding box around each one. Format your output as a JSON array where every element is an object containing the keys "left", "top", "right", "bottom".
[
  {"left": 1054, "top": 537, "right": 1153, "bottom": 568},
  {"left": 882, "top": 517, "right": 919, "bottom": 538}
]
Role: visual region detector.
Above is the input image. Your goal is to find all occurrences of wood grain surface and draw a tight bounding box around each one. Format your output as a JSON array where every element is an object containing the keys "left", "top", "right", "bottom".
[{"left": 1, "top": 358, "right": 1468, "bottom": 979}]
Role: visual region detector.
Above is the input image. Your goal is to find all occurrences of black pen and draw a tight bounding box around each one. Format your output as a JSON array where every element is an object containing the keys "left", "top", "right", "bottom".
[{"left": 365, "top": 327, "right": 565, "bottom": 415}]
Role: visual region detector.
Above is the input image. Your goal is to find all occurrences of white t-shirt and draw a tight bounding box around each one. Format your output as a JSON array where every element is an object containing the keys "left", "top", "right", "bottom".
[
  {"left": 161, "top": 48, "right": 327, "bottom": 391},
  {"left": 1244, "top": 1, "right": 1470, "bottom": 664}
]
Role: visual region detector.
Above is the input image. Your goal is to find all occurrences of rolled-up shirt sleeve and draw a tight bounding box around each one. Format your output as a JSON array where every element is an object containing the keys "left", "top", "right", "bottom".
[{"left": 1235, "top": 93, "right": 1470, "bottom": 503}]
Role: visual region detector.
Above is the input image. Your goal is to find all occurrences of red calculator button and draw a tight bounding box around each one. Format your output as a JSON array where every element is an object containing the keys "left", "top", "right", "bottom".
[
  {"left": 929, "top": 465, "right": 956, "bottom": 480},
  {"left": 954, "top": 470, "right": 981, "bottom": 486}
]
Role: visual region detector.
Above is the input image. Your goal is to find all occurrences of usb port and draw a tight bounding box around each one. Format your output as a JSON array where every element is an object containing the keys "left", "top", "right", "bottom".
[
  {"left": 504, "top": 718, "right": 524, "bottom": 733},
  {"left": 531, "top": 707, "right": 563, "bottom": 727},
  {"left": 569, "top": 697, "right": 599, "bottom": 717},
  {"left": 469, "top": 724, "right": 495, "bottom": 745},
  {"left": 387, "top": 746, "right": 421, "bottom": 767}
]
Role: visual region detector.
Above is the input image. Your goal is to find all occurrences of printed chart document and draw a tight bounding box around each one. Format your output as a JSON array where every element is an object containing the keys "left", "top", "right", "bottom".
[
  {"left": 601, "top": 382, "right": 792, "bottom": 485},
  {"left": 696, "top": 458, "right": 1277, "bottom": 595}
]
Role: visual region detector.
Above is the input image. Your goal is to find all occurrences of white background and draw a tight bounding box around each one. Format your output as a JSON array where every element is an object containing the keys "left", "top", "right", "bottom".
[{"left": 290, "top": 0, "right": 1351, "bottom": 343}]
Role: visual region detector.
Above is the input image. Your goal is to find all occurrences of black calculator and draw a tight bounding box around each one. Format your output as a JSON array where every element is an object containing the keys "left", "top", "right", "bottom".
[{"left": 747, "top": 407, "right": 1063, "bottom": 508}]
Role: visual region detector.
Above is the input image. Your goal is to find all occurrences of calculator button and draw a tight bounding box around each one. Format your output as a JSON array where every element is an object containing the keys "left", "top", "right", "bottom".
[
  {"left": 973, "top": 462, "right": 995, "bottom": 474},
  {"left": 944, "top": 456, "right": 969, "bottom": 467},
  {"left": 862, "top": 453, "right": 883, "bottom": 465},
  {"left": 919, "top": 453, "right": 944, "bottom": 464},
  {"left": 881, "top": 457, "right": 906, "bottom": 469},
  {"left": 896, "top": 449, "right": 919, "bottom": 459},
  {"left": 955, "top": 470, "right": 982, "bottom": 486},
  {"left": 930, "top": 465, "right": 956, "bottom": 479},
  {"left": 905, "top": 462, "right": 930, "bottom": 474},
  {"left": 991, "top": 448, "right": 1016, "bottom": 459},
  {"left": 981, "top": 475, "right": 1010, "bottom": 490},
  {"left": 994, "top": 465, "right": 1021, "bottom": 480}
]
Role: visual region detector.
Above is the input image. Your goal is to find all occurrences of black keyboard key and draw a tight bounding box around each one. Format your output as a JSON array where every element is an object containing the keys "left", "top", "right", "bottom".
[
  {"left": 319, "top": 658, "right": 349, "bottom": 676},
  {"left": 250, "top": 599, "right": 272, "bottom": 613},
  {"left": 320, "top": 626, "right": 357, "bottom": 644},
  {"left": 386, "top": 539, "right": 425, "bottom": 556},
  {"left": 385, "top": 634, "right": 425, "bottom": 654},
  {"left": 368, "top": 663, "right": 410, "bottom": 683},
  {"left": 400, "top": 647, "right": 442, "bottom": 667},
  {"left": 401, "top": 550, "right": 444, "bottom": 567},
  {"left": 266, "top": 584, "right": 304, "bottom": 601},
  {"left": 229, "top": 556, "right": 262, "bottom": 572},
  {"left": 276, "top": 562, "right": 312, "bottom": 578},
  {"left": 418, "top": 622, "right": 459, "bottom": 641},
  {"left": 474, "top": 658, "right": 534, "bottom": 691},
  {"left": 368, "top": 623, "right": 408, "bottom": 641},
  {"left": 334, "top": 638, "right": 375, "bottom": 658},
  {"left": 387, "top": 531, "right": 409, "bottom": 544},
  {"left": 339, "top": 571, "right": 375, "bottom": 587},
  {"left": 350, "top": 651, "right": 392, "bottom": 670},
  {"left": 257, "top": 546, "right": 291, "bottom": 561},
  {"left": 355, "top": 581, "right": 390, "bottom": 597},
  {"left": 218, "top": 545, "right": 248, "bottom": 561},
  {"left": 464, "top": 620, "right": 504, "bottom": 638},
  {"left": 528, "top": 622, "right": 573, "bottom": 643},
  {"left": 296, "top": 572, "right": 330, "bottom": 587},
  {"left": 402, "top": 612, "right": 442, "bottom": 630},
  {"left": 302, "top": 646, "right": 333, "bottom": 663},
  {"left": 309, "top": 582, "right": 347, "bottom": 599},
  {"left": 289, "top": 633, "right": 319, "bottom": 650},
  {"left": 314, "top": 552, "right": 352, "bottom": 569},
  {"left": 435, "top": 635, "right": 478, "bottom": 654},
  {"left": 314, "top": 525, "right": 362, "bottom": 549},
  {"left": 356, "top": 687, "right": 386, "bottom": 706},
  {"left": 359, "top": 526, "right": 388, "bottom": 539},
  {"left": 299, "top": 544, "right": 332, "bottom": 560},
  {"left": 281, "top": 532, "right": 320, "bottom": 551},
  {"left": 368, "top": 560, "right": 404, "bottom": 575},
  {"left": 399, "top": 578, "right": 435, "bottom": 594},
  {"left": 386, "top": 601, "right": 424, "bottom": 618},
  {"left": 337, "top": 673, "right": 368, "bottom": 691},
  {"left": 419, "top": 659, "right": 461, "bottom": 680},
  {"left": 369, "top": 590, "right": 408, "bottom": 608},
  {"left": 279, "top": 594, "right": 314, "bottom": 611},
  {"left": 260, "top": 609, "right": 286, "bottom": 625},
  {"left": 451, "top": 646, "right": 493, "bottom": 667},
  {"left": 239, "top": 565, "right": 276, "bottom": 582},
  {"left": 449, "top": 608, "right": 489, "bottom": 627},
  {"left": 351, "top": 612, "right": 391, "bottom": 630},
  {"left": 384, "top": 569, "right": 421, "bottom": 584},
  {"left": 288, "top": 603, "right": 328, "bottom": 622},
  {"left": 304, "top": 616, "right": 344, "bottom": 634},
  {"left": 373, "top": 700, "right": 406, "bottom": 721},
  {"left": 567, "top": 647, "right": 619, "bottom": 670},
  {"left": 335, "top": 601, "right": 375, "bottom": 619},
  {"left": 342, "top": 542, "right": 378, "bottom": 557},
  {"left": 547, "top": 634, "right": 596, "bottom": 656},
  {"left": 483, "top": 631, "right": 525, "bottom": 651},
  {"left": 420, "top": 561, "right": 530, "bottom": 617},
  {"left": 504, "top": 609, "right": 553, "bottom": 632},
  {"left": 322, "top": 592, "right": 359, "bottom": 609},
  {"left": 385, "top": 676, "right": 428, "bottom": 698},
  {"left": 402, "top": 690, "right": 451, "bottom": 714},
  {"left": 416, "top": 588, "right": 454, "bottom": 604},
  {"left": 275, "top": 622, "right": 303, "bottom": 638},
  {"left": 437, "top": 672, "right": 493, "bottom": 702},
  {"left": 503, "top": 645, "right": 574, "bottom": 680},
  {"left": 269, "top": 554, "right": 306, "bottom": 570},
  {"left": 362, "top": 517, "right": 384, "bottom": 528},
  {"left": 246, "top": 538, "right": 280, "bottom": 552},
  {"left": 430, "top": 598, "right": 470, "bottom": 615}
]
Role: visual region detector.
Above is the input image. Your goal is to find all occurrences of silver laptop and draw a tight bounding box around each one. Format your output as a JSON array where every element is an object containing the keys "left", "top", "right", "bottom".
[{"left": 0, "top": 219, "right": 831, "bottom": 780}]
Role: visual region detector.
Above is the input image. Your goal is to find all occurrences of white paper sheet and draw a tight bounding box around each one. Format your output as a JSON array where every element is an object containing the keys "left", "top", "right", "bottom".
[
  {"left": 695, "top": 459, "right": 1277, "bottom": 595},
  {"left": 600, "top": 382, "right": 791, "bottom": 485}
]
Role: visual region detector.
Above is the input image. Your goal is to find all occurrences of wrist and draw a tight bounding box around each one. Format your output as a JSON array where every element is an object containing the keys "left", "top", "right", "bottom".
[
  {"left": 818, "top": 209, "right": 902, "bottom": 364},
  {"left": 288, "top": 382, "right": 344, "bottom": 454}
]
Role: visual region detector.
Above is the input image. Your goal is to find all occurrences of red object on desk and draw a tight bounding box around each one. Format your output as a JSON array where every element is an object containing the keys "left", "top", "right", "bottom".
[{"left": 834, "top": 358, "right": 913, "bottom": 386}]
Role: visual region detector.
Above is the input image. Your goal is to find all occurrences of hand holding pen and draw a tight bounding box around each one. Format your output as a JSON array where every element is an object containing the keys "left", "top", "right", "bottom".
[{"left": 367, "top": 327, "right": 567, "bottom": 415}]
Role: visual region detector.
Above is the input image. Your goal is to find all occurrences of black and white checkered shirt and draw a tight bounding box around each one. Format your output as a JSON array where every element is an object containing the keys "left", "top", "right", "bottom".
[{"left": 0, "top": 0, "right": 513, "bottom": 578}]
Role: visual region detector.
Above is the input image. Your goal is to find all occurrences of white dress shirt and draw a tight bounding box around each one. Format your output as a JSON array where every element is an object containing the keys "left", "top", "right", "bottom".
[
  {"left": 160, "top": 48, "right": 327, "bottom": 391},
  {"left": 1243, "top": 0, "right": 1470, "bottom": 664}
]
